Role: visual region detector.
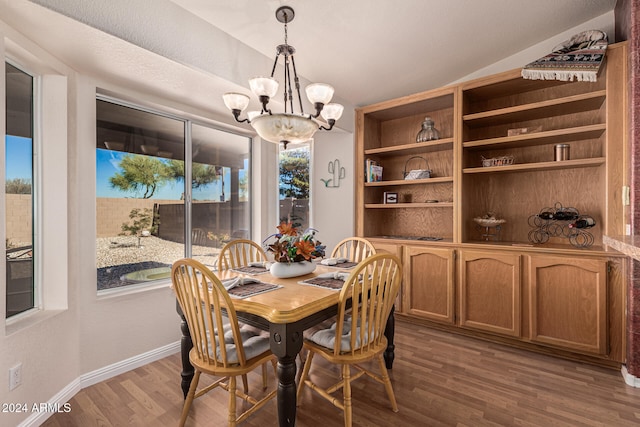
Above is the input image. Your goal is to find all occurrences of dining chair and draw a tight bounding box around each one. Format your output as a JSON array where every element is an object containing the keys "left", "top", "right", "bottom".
[
  {"left": 298, "top": 237, "right": 378, "bottom": 376},
  {"left": 217, "top": 238, "right": 272, "bottom": 388},
  {"left": 218, "top": 239, "right": 268, "bottom": 271},
  {"left": 171, "top": 258, "right": 277, "bottom": 427},
  {"left": 331, "top": 237, "right": 377, "bottom": 262},
  {"left": 297, "top": 253, "right": 402, "bottom": 427}
]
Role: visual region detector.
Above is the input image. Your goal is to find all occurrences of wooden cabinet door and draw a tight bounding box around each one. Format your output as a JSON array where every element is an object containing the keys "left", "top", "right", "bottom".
[
  {"left": 459, "top": 250, "right": 521, "bottom": 337},
  {"left": 403, "top": 246, "right": 455, "bottom": 324},
  {"left": 528, "top": 255, "right": 607, "bottom": 355}
]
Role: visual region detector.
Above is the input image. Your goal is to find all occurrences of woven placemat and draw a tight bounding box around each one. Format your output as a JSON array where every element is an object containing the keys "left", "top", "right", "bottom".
[
  {"left": 231, "top": 265, "right": 269, "bottom": 275},
  {"left": 299, "top": 277, "right": 345, "bottom": 290},
  {"left": 328, "top": 261, "right": 358, "bottom": 269},
  {"left": 228, "top": 282, "right": 280, "bottom": 298}
]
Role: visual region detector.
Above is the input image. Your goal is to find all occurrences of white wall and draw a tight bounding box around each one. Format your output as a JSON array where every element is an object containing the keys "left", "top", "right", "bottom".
[
  {"left": 74, "top": 76, "right": 182, "bottom": 375},
  {"left": 0, "top": 20, "right": 80, "bottom": 427},
  {"left": 450, "top": 12, "right": 616, "bottom": 84},
  {"left": 311, "top": 130, "right": 355, "bottom": 252}
]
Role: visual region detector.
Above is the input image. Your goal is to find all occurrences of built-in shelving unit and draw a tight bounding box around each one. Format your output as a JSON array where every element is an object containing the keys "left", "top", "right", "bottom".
[
  {"left": 355, "top": 87, "right": 457, "bottom": 241},
  {"left": 355, "top": 43, "right": 629, "bottom": 367}
]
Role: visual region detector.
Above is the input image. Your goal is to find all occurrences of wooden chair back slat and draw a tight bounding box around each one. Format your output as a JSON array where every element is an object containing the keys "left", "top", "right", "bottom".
[
  {"left": 172, "top": 259, "right": 247, "bottom": 368},
  {"left": 331, "top": 237, "right": 376, "bottom": 263},
  {"left": 334, "top": 254, "right": 401, "bottom": 356},
  {"left": 218, "top": 239, "right": 268, "bottom": 271}
]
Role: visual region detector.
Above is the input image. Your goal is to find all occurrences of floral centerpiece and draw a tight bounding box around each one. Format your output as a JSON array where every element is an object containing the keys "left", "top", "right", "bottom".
[{"left": 263, "top": 222, "right": 325, "bottom": 278}]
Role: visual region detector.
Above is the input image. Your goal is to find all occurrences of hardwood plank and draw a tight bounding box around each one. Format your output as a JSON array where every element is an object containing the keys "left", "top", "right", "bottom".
[{"left": 42, "top": 320, "right": 640, "bottom": 426}]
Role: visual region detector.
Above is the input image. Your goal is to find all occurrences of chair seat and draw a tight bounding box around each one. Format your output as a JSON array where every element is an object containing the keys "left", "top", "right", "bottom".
[
  {"left": 307, "top": 318, "right": 374, "bottom": 353},
  {"left": 213, "top": 334, "right": 271, "bottom": 364}
]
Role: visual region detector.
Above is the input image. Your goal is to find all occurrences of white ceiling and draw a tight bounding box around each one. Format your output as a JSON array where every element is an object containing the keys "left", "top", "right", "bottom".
[
  {"left": 0, "top": 0, "right": 619, "bottom": 130},
  {"left": 168, "top": 0, "right": 618, "bottom": 106}
]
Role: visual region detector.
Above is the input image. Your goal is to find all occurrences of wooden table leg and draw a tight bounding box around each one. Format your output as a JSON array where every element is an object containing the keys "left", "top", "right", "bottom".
[
  {"left": 177, "top": 301, "right": 194, "bottom": 399},
  {"left": 384, "top": 305, "right": 395, "bottom": 369},
  {"left": 269, "top": 322, "right": 304, "bottom": 427}
]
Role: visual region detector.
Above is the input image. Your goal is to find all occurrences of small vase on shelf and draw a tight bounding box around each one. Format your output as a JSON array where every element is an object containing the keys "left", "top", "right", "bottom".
[
  {"left": 269, "top": 261, "right": 316, "bottom": 279},
  {"left": 416, "top": 116, "right": 440, "bottom": 142}
]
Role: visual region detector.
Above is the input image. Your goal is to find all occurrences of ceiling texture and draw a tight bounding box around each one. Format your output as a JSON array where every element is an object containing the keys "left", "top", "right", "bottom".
[
  {"left": 169, "top": 0, "right": 617, "bottom": 107},
  {"left": 0, "top": 0, "right": 619, "bottom": 132}
]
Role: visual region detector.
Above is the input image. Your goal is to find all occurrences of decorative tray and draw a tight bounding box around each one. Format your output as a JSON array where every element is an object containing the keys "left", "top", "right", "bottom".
[{"left": 481, "top": 155, "right": 514, "bottom": 167}]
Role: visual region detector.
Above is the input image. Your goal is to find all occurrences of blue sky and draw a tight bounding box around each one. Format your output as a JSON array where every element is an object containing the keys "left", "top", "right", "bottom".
[
  {"left": 96, "top": 148, "right": 232, "bottom": 200},
  {"left": 5, "top": 135, "right": 32, "bottom": 181},
  {"left": 6, "top": 139, "right": 242, "bottom": 201}
]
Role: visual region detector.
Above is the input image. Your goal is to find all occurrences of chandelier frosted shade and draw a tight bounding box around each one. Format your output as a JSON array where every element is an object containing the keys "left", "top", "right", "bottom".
[
  {"left": 249, "top": 77, "right": 279, "bottom": 98},
  {"left": 250, "top": 113, "right": 319, "bottom": 144},
  {"left": 320, "top": 103, "right": 344, "bottom": 121},
  {"left": 222, "top": 92, "right": 250, "bottom": 111},
  {"left": 305, "top": 83, "right": 334, "bottom": 105}
]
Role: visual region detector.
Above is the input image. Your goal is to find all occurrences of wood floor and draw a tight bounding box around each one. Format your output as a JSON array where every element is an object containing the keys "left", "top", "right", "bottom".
[{"left": 42, "top": 320, "right": 640, "bottom": 427}]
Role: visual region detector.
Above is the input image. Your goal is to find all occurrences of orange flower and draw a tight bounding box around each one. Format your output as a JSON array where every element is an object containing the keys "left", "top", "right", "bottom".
[
  {"left": 277, "top": 221, "right": 298, "bottom": 236},
  {"left": 294, "top": 239, "right": 316, "bottom": 260}
]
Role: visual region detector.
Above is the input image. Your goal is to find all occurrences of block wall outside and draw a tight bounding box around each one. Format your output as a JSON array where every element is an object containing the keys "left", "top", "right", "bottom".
[
  {"left": 96, "top": 198, "right": 179, "bottom": 238},
  {"left": 7, "top": 196, "right": 248, "bottom": 241},
  {"left": 6, "top": 194, "right": 32, "bottom": 246}
]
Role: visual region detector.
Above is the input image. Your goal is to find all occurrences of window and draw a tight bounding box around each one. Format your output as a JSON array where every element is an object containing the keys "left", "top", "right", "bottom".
[
  {"left": 95, "top": 98, "right": 251, "bottom": 291},
  {"left": 5, "top": 62, "right": 35, "bottom": 318},
  {"left": 279, "top": 144, "right": 310, "bottom": 230}
]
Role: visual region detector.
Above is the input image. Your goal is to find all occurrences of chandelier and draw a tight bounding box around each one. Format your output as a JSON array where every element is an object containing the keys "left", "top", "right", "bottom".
[{"left": 222, "top": 6, "right": 343, "bottom": 149}]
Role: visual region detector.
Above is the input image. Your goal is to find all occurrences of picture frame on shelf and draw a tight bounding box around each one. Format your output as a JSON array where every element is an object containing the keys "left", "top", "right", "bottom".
[{"left": 383, "top": 192, "right": 398, "bottom": 204}]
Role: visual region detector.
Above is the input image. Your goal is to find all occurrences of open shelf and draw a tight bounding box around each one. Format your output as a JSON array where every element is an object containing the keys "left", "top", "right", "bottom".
[
  {"left": 463, "top": 124, "right": 606, "bottom": 150},
  {"left": 463, "top": 157, "right": 605, "bottom": 174},
  {"left": 365, "top": 202, "right": 454, "bottom": 209},
  {"left": 365, "top": 137, "right": 454, "bottom": 156},
  {"left": 463, "top": 91, "right": 606, "bottom": 127},
  {"left": 365, "top": 176, "right": 454, "bottom": 187}
]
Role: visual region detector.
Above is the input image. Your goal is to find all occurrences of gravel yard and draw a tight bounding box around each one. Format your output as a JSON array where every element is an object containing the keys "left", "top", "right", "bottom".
[{"left": 96, "top": 235, "right": 221, "bottom": 290}]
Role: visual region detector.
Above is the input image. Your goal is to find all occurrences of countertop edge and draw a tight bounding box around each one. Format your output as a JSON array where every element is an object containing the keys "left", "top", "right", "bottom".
[{"left": 603, "top": 235, "right": 640, "bottom": 261}]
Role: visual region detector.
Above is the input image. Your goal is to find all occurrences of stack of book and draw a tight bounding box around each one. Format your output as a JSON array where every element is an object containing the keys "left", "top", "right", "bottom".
[{"left": 365, "top": 159, "right": 383, "bottom": 182}]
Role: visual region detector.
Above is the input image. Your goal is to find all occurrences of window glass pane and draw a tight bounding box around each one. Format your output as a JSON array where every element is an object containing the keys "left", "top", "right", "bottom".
[
  {"left": 191, "top": 124, "right": 250, "bottom": 268},
  {"left": 5, "top": 63, "right": 34, "bottom": 318},
  {"left": 279, "top": 145, "right": 310, "bottom": 230},
  {"left": 96, "top": 100, "right": 185, "bottom": 290}
]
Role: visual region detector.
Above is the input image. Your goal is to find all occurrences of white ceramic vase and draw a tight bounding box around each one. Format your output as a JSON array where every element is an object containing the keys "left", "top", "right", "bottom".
[{"left": 269, "top": 261, "right": 316, "bottom": 279}]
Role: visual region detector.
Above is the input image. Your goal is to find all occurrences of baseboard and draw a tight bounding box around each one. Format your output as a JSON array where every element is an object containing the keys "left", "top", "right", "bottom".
[
  {"left": 79, "top": 340, "right": 180, "bottom": 388},
  {"left": 18, "top": 341, "right": 180, "bottom": 427},
  {"left": 621, "top": 365, "right": 640, "bottom": 388},
  {"left": 18, "top": 377, "right": 82, "bottom": 427}
]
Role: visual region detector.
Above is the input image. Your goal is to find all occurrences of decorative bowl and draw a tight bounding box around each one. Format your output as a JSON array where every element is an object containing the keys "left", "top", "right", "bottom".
[{"left": 473, "top": 217, "right": 506, "bottom": 227}]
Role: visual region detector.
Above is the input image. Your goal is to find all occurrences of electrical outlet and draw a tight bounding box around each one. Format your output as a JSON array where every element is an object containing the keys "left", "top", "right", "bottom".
[{"left": 9, "top": 363, "right": 22, "bottom": 391}]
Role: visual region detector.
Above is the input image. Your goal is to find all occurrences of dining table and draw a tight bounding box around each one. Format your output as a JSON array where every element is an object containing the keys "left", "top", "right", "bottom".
[{"left": 175, "top": 261, "right": 397, "bottom": 427}]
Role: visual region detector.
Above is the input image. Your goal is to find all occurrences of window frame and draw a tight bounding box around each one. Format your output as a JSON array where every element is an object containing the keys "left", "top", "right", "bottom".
[
  {"left": 95, "top": 94, "right": 253, "bottom": 294},
  {"left": 278, "top": 142, "right": 311, "bottom": 231},
  {"left": 5, "top": 58, "right": 39, "bottom": 320},
  {"left": 4, "top": 40, "right": 70, "bottom": 328}
]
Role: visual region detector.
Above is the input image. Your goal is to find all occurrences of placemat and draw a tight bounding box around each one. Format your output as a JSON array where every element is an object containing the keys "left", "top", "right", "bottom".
[
  {"left": 326, "top": 261, "right": 358, "bottom": 269},
  {"left": 228, "top": 282, "right": 281, "bottom": 299},
  {"left": 299, "top": 277, "right": 345, "bottom": 290},
  {"left": 231, "top": 265, "right": 269, "bottom": 275}
]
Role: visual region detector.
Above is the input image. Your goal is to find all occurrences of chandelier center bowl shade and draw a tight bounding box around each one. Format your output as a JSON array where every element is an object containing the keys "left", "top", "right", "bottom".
[
  {"left": 222, "top": 5, "right": 343, "bottom": 148},
  {"left": 250, "top": 113, "right": 320, "bottom": 145}
]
